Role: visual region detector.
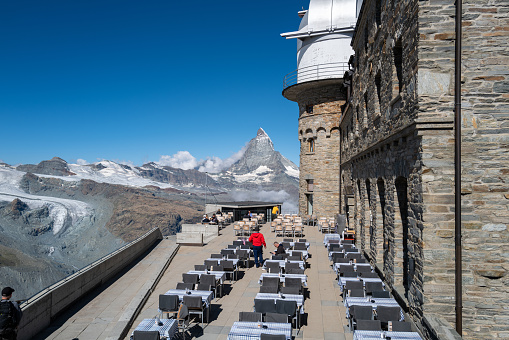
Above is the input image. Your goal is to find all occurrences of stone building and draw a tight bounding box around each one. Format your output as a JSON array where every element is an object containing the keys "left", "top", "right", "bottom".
[
  {"left": 281, "top": 0, "right": 357, "bottom": 218},
  {"left": 340, "top": 0, "right": 509, "bottom": 339}
]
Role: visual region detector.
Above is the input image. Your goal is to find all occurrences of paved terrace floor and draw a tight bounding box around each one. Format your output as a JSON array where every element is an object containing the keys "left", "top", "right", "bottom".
[{"left": 39, "top": 223, "right": 353, "bottom": 340}]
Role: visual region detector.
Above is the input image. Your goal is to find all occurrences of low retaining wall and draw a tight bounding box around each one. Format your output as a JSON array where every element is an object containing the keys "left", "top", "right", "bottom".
[
  {"left": 177, "top": 224, "right": 219, "bottom": 245},
  {"left": 17, "top": 228, "right": 163, "bottom": 340}
]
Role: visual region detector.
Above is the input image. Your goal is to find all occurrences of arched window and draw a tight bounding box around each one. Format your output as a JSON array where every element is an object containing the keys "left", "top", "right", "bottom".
[{"left": 309, "top": 139, "right": 315, "bottom": 153}]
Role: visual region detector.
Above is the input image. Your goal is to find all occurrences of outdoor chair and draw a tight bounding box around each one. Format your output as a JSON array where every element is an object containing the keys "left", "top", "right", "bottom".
[
  {"left": 259, "top": 285, "right": 279, "bottom": 294},
  {"left": 329, "top": 244, "right": 341, "bottom": 252},
  {"left": 221, "top": 249, "right": 234, "bottom": 256},
  {"left": 204, "top": 260, "right": 217, "bottom": 270},
  {"left": 254, "top": 298, "right": 276, "bottom": 314},
  {"left": 350, "top": 305, "right": 374, "bottom": 329},
  {"left": 342, "top": 272, "right": 359, "bottom": 278},
  {"left": 262, "top": 277, "right": 280, "bottom": 288},
  {"left": 342, "top": 239, "right": 354, "bottom": 244},
  {"left": 359, "top": 272, "right": 379, "bottom": 278},
  {"left": 390, "top": 321, "right": 412, "bottom": 332},
  {"left": 132, "top": 330, "right": 160, "bottom": 340},
  {"left": 260, "top": 334, "right": 285, "bottom": 340},
  {"left": 227, "top": 244, "right": 237, "bottom": 249},
  {"left": 196, "top": 283, "right": 211, "bottom": 291},
  {"left": 212, "top": 265, "right": 223, "bottom": 271},
  {"left": 294, "top": 243, "right": 307, "bottom": 250},
  {"left": 266, "top": 261, "right": 281, "bottom": 274},
  {"left": 365, "top": 282, "right": 384, "bottom": 295},
  {"left": 371, "top": 290, "right": 390, "bottom": 298},
  {"left": 339, "top": 265, "right": 355, "bottom": 276},
  {"left": 194, "top": 265, "right": 206, "bottom": 271},
  {"left": 210, "top": 254, "right": 222, "bottom": 259},
  {"left": 348, "top": 289, "right": 365, "bottom": 297},
  {"left": 239, "top": 311, "right": 262, "bottom": 322},
  {"left": 288, "top": 255, "right": 302, "bottom": 261},
  {"left": 176, "top": 303, "right": 190, "bottom": 339},
  {"left": 280, "top": 285, "right": 301, "bottom": 295},
  {"left": 334, "top": 258, "right": 349, "bottom": 264},
  {"left": 200, "top": 274, "right": 220, "bottom": 298},
  {"left": 182, "top": 273, "right": 199, "bottom": 285},
  {"left": 355, "top": 258, "right": 367, "bottom": 263},
  {"left": 356, "top": 266, "right": 372, "bottom": 273},
  {"left": 275, "top": 299, "right": 299, "bottom": 329},
  {"left": 272, "top": 255, "right": 283, "bottom": 260},
  {"left": 356, "top": 320, "right": 382, "bottom": 331},
  {"left": 346, "top": 253, "right": 362, "bottom": 260},
  {"left": 237, "top": 249, "right": 249, "bottom": 268},
  {"left": 227, "top": 254, "right": 239, "bottom": 260},
  {"left": 176, "top": 282, "right": 194, "bottom": 291},
  {"left": 281, "top": 242, "right": 291, "bottom": 250},
  {"left": 233, "top": 240, "right": 243, "bottom": 246},
  {"left": 264, "top": 312, "right": 288, "bottom": 323},
  {"left": 220, "top": 260, "right": 236, "bottom": 282},
  {"left": 159, "top": 294, "right": 179, "bottom": 319},
  {"left": 240, "top": 244, "right": 251, "bottom": 250},
  {"left": 285, "top": 268, "right": 305, "bottom": 275},
  {"left": 284, "top": 277, "right": 303, "bottom": 295},
  {"left": 345, "top": 281, "right": 363, "bottom": 291},
  {"left": 283, "top": 238, "right": 293, "bottom": 242},
  {"left": 284, "top": 262, "right": 300, "bottom": 272},
  {"left": 183, "top": 295, "right": 207, "bottom": 328},
  {"left": 298, "top": 239, "right": 306, "bottom": 242},
  {"left": 376, "top": 306, "right": 402, "bottom": 324}
]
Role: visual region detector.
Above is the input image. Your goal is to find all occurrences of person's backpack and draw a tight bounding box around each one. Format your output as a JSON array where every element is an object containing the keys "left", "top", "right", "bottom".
[{"left": 0, "top": 301, "right": 16, "bottom": 335}]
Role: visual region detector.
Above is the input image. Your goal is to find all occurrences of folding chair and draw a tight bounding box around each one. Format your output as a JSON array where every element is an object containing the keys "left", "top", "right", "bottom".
[{"left": 176, "top": 303, "right": 190, "bottom": 339}]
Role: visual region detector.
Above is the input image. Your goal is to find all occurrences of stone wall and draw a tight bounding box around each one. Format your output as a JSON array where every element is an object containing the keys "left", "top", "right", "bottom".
[{"left": 344, "top": 0, "right": 509, "bottom": 338}]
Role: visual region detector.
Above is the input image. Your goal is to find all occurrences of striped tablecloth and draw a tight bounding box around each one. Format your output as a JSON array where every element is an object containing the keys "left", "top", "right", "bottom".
[
  {"left": 344, "top": 297, "right": 404, "bottom": 321},
  {"left": 255, "top": 293, "right": 305, "bottom": 314},
  {"left": 323, "top": 234, "right": 341, "bottom": 245},
  {"left": 262, "top": 260, "right": 305, "bottom": 270},
  {"left": 258, "top": 273, "right": 308, "bottom": 286},
  {"left": 164, "top": 289, "right": 214, "bottom": 307},
  {"left": 353, "top": 330, "right": 422, "bottom": 340},
  {"left": 227, "top": 321, "right": 292, "bottom": 340},
  {"left": 130, "top": 318, "right": 178, "bottom": 339},
  {"left": 205, "top": 258, "right": 240, "bottom": 267},
  {"left": 186, "top": 270, "right": 227, "bottom": 284}
]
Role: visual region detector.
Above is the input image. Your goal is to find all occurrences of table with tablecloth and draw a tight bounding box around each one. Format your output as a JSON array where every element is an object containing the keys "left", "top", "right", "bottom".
[
  {"left": 227, "top": 322, "right": 292, "bottom": 340},
  {"left": 258, "top": 273, "right": 308, "bottom": 286},
  {"left": 344, "top": 297, "right": 404, "bottom": 321},
  {"left": 323, "top": 234, "right": 341, "bottom": 245},
  {"left": 164, "top": 289, "right": 214, "bottom": 307},
  {"left": 255, "top": 293, "right": 305, "bottom": 314},
  {"left": 130, "top": 318, "right": 178, "bottom": 339},
  {"left": 262, "top": 260, "right": 305, "bottom": 271},
  {"left": 353, "top": 330, "right": 422, "bottom": 340}
]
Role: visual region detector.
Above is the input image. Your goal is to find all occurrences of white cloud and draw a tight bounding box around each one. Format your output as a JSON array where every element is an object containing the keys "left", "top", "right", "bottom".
[
  {"left": 198, "top": 145, "right": 247, "bottom": 173},
  {"left": 158, "top": 151, "right": 198, "bottom": 170},
  {"left": 76, "top": 159, "right": 88, "bottom": 165},
  {"left": 158, "top": 145, "right": 247, "bottom": 173}
]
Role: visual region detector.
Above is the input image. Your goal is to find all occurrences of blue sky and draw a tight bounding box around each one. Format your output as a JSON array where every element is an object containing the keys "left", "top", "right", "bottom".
[{"left": 1, "top": 0, "right": 309, "bottom": 168}]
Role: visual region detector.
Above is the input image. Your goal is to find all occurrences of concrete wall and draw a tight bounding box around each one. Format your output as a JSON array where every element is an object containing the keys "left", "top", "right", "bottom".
[
  {"left": 176, "top": 224, "right": 219, "bottom": 245},
  {"left": 17, "top": 228, "right": 163, "bottom": 340}
]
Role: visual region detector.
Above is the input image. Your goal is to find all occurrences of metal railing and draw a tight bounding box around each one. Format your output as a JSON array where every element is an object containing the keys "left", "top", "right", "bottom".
[{"left": 283, "top": 62, "right": 349, "bottom": 89}]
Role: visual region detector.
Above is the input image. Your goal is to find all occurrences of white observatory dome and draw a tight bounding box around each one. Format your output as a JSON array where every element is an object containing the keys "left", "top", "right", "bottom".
[{"left": 282, "top": 0, "right": 357, "bottom": 85}]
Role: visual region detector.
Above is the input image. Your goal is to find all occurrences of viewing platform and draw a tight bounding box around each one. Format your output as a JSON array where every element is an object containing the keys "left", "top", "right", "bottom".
[{"left": 35, "top": 222, "right": 352, "bottom": 340}]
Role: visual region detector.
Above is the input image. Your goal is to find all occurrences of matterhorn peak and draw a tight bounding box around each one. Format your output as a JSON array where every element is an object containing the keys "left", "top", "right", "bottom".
[{"left": 257, "top": 127, "right": 268, "bottom": 137}]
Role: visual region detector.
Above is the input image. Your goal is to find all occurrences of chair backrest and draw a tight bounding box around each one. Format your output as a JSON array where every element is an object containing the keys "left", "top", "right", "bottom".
[
  {"left": 262, "top": 277, "right": 280, "bottom": 287},
  {"left": 288, "top": 255, "right": 301, "bottom": 261},
  {"left": 220, "top": 260, "right": 234, "bottom": 270},
  {"left": 346, "top": 253, "right": 362, "bottom": 260},
  {"left": 328, "top": 239, "right": 340, "bottom": 244},
  {"left": 275, "top": 299, "right": 297, "bottom": 317},
  {"left": 212, "top": 265, "right": 223, "bottom": 271},
  {"left": 294, "top": 243, "right": 307, "bottom": 250},
  {"left": 371, "top": 290, "right": 390, "bottom": 298},
  {"left": 260, "top": 334, "right": 286, "bottom": 340},
  {"left": 237, "top": 250, "right": 248, "bottom": 259},
  {"left": 211, "top": 254, "right": 222, "bottom": 258},
  {"left": 240, "top": 245, "right": 250, "bottom": 250},
  {"left": 342, "top": 244, "right": 354, "bottom": 249},
  {"left": 390, "top": 321, "right": 412, "bottom": 332},
  {"left": 285, "top": 268, "right": 305, "bottom": 275},
  {"left": 356, "top": 266, "right": 372, "bottom": 273},
  {"left": 254, "top": 298, "right": 276, "bottom": 314},
  {"left": 359, "top": 272, "right": 379, "bottom": 278},
  {"left": 343, "top": 272, "right": 359, "bottom": 278},
  {"left": 227, "top": 244, "right": 237, "bottom": 249},
  {"left": 351, "top": 305, "right": 373, "bottom": 321},
  {"left": 272, "top": 255, "right": 283, "bottom": 260},
  {"left": 285, "top": 262, "right": 300, "bottom": 271},
  {"left": 356, "top": 258, "right": 367, "bottom": 263},
  {"left": 376, "top": 306, "right": 401, "bottom": 323},
  {"left": 196, "top": 283, "right": 211, "bottom": 291},
  {"left": 281, "top": 242, "right": 291, "bottom": 249},
  {"left": 133, "top": 330, "right": 160, "bottom": 340},
  {"left": 199, "top": 274, "right": 216, "bottom": 288},
  {"left": 204, "top": 260, "right": 217, "bottom": 269},
  {"left": 159, "top": 294, "right": 179, "bottom": 312},
  {"left": 329, "top": 244, "right": 341, "bottom": 251},
  {"left": 348, "top": 289, "right": 365, "bottom": 297},
  {"left": 233, "top": 240, "right": 243, "bottom": 246},
  {"left": 356, "top": 320, "right": 382, "bottom": 331},
  {"left": 284, "top": 277, "right": 302, "bottom": 288},
  {"left": 345, "top": 280, "right": 363, "bottom": 291},
  {"left": 227, "top": 254, "right": 239, "bottom": 260},
  {"left": 365, "top": 282, "right": 384, "bottom": 295},
  {"left": 335, "top": 258, "right": 349, "bottom": 264},
  {"left": 339, "top": 265, "right": 355, "bottom": 274},
  {"left": 280, "top": 286, "right": 301, "bottom": 295},
  {"left": 291, "top": 251, "right": 304, "bottom": 259},
  {"left": 176, "top": 282, "right": 194, "bottom": 290},
  {"left": 342, "top": 239, "right": 354, "bottom": 244},
  {"left": 182, "top": 273, "right": 199, "bottom": 284},
  {"left": 283, "top": 238, "right": 293, "bottom": 242},
  {"left": 259, "top": 285, "right": 279, "bottom": 294},
  {"left": 183, "top": 295, "right": 203, "bottom": 310},
  {"left": 264, "top": 312, "right": 288, "bottom": 323},
  {"left": 177, "top": 303, "right": 188, "bottom": 319},
  {"left": 239, "top": 311, "right": 262, "bottom": 322},
  {"left": 332, "top": 252, "right": 345, "bottom": 260},
  {"left": 298, "top": 239, "right": 306, "bottom": 242},
  {"left": 221, "top": 249, "right": 234, "bottom": 256},
  {"left": 266, "top": 262, "right": 280, "bottom": 273},
  {"left": 194, "top": 265, "right": 206, "bottom": 271}
]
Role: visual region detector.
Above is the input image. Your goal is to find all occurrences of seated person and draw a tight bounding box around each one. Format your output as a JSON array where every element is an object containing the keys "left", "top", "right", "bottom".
[
  {"left": 271, "top": 241, "right": 286, "bottom": 256},
  {"left": 202, "top": 214, "right": 210, "bottom": 223},
  {"left": 210, "top": 214, "right": 218, "bottom": 224}
]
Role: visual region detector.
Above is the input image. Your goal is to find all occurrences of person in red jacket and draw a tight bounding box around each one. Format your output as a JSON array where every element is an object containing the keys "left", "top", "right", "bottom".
[{"left": 248, "top": 227, "right": 266, "bottom": 268}]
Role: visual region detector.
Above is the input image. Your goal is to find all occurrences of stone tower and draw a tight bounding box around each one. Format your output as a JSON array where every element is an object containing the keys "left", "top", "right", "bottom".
[{"left": 281, "top": 0, "right": 357, "bottom": 218}]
